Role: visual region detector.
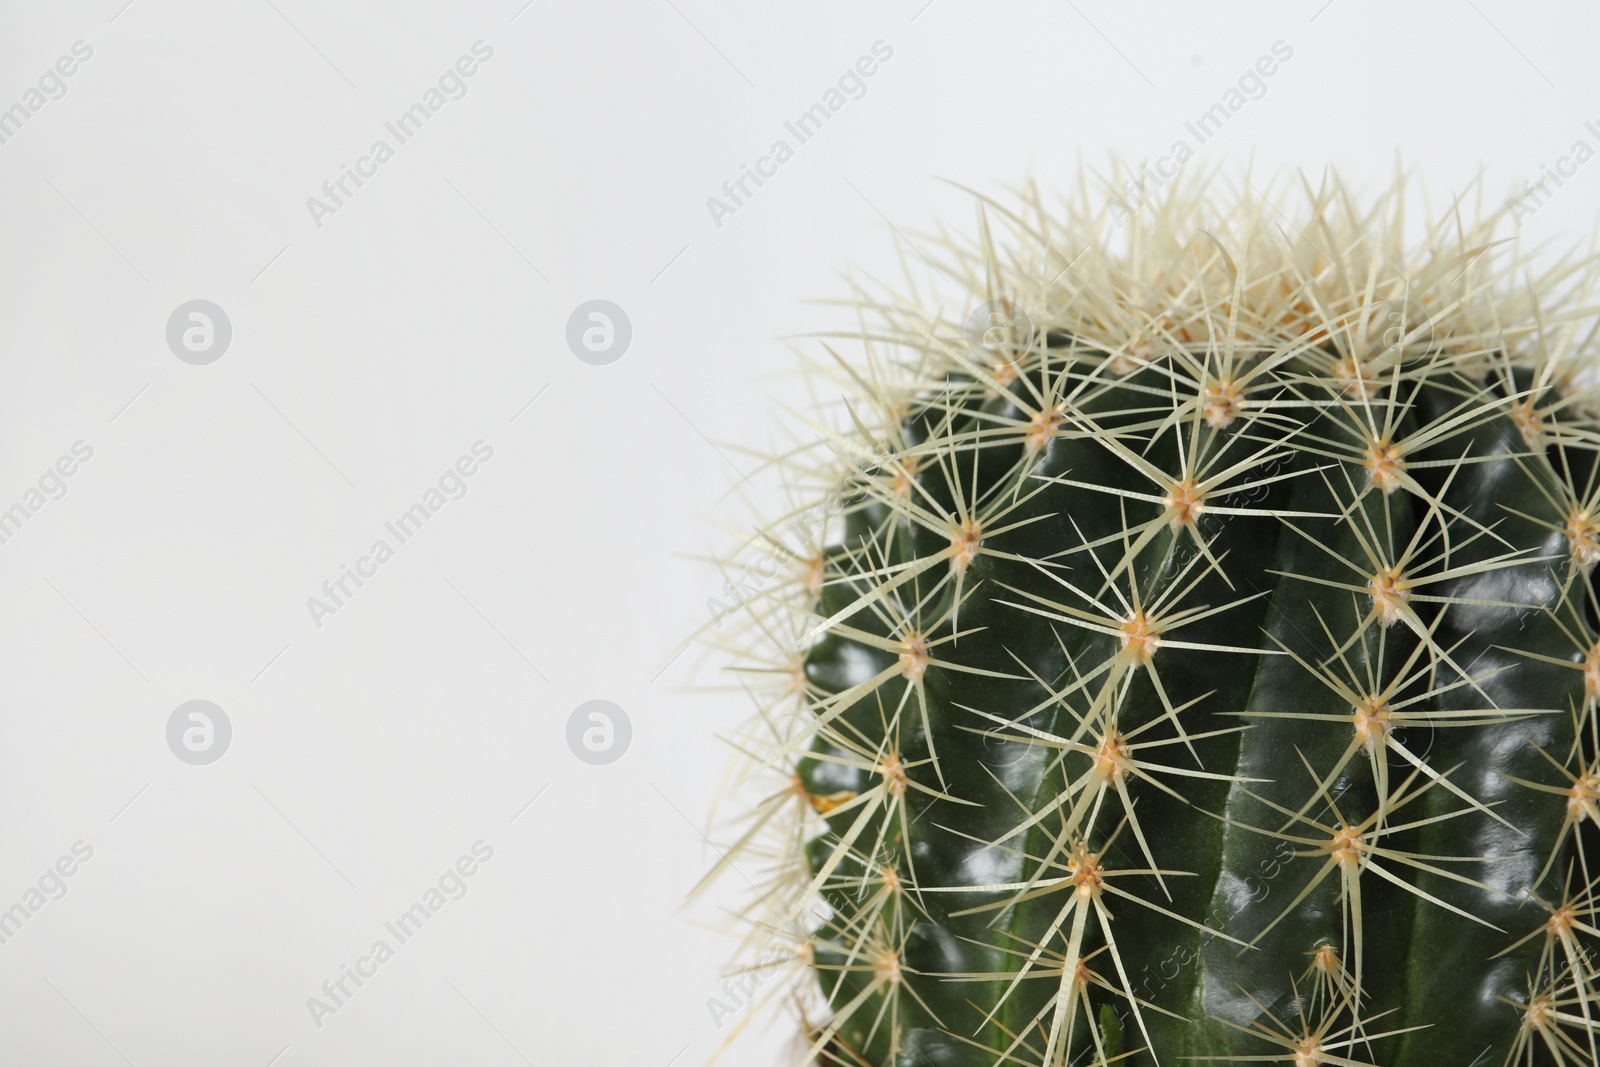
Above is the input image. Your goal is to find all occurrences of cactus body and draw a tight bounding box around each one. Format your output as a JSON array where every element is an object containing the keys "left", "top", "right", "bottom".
[{"left": 713, "top": 173, "right": 1600, "bottom": 1066}]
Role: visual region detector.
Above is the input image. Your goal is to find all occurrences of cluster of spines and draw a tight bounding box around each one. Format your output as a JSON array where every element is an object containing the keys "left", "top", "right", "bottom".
[{"left": 699, "top": 168, "right": 1600, "bottom": 1066}]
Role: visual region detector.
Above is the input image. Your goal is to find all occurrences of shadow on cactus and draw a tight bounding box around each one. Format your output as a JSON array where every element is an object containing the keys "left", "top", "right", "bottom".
[{"left": 701, "top": 169, "right": 1600, "bottom": 1067}]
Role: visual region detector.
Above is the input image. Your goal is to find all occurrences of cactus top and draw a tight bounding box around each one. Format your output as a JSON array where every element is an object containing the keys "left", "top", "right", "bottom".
[{"left": 709, "top": 170, "right": 1600, "bottom": 1067}]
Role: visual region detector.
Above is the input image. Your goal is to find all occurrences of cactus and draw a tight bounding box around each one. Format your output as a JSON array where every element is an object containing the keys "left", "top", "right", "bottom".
[{"left": 705, "top": 170, "right": 1600, "bottom": 1067}]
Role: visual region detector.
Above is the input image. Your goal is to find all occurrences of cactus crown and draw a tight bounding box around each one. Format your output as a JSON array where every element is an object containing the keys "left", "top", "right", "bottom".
[{"left": 707, "top": 170, "right": 1600, "bottom": 1067}]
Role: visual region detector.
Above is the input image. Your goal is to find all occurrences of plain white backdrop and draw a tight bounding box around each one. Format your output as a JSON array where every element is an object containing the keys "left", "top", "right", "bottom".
[{"left": 2, "top": 1, "right": 1599, "bottom": 1064}]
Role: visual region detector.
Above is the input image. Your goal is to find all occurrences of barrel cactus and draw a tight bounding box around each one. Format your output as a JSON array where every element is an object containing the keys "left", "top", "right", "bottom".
[{"left": 704, "top": 170, "right": 1600, "bottom": 1067}]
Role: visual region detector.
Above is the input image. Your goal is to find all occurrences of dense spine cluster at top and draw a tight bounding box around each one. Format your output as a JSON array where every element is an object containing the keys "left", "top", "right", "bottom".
[{"left": 701, "top": 169, "right": 1600, "bottom": 1066}]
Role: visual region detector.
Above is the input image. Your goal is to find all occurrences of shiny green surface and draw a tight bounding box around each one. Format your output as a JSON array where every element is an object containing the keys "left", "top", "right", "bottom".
[{"left": 794, "top": 348, "right": 1592, "bottom": 1066}]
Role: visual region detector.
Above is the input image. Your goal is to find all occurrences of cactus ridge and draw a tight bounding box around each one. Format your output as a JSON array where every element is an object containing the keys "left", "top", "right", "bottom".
[{"left": 705, "top": 169, "right": 1600, "bottom": 1067}]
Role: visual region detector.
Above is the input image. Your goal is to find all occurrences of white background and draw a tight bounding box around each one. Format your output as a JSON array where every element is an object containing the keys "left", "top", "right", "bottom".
[{"left": 1, "top": 1, "right": 1598, "bottom": 1064}]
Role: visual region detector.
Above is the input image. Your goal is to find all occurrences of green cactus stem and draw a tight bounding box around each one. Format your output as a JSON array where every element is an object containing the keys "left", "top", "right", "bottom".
[{"left": 707, "top": 170, "right": 1600, "bottom": 1067}]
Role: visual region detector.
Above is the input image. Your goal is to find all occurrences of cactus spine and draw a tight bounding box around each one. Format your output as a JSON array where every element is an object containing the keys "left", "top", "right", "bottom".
[{"left": 708, "top": 171, "right": 1600, "bottom": 1066}]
